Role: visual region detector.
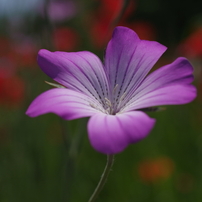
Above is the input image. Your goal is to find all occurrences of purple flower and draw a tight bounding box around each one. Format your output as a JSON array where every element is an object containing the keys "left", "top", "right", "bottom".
[
  {"left": 38, "top": 0, "right": 77, "bottom": 23},
  {"left": 49, "top": 1, "right": 76, "bottom": 22},
  {"left": 26, "top": 26, "right": 196, "bottom": 154}
]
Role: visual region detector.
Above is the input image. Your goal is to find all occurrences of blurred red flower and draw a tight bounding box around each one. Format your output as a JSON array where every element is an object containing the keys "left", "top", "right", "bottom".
[
  {"left": 137, "top": 157, "right": 174, "bottom": 184},
  {"left": 0, "top": 35, "right": 26, "bottom": 108},
  {"left": 52, "top": 27, "right": 79, "bottom": 51},
  {"left": 178, "top": 27, "right": 202, "bottom": 57},
  {"left": 90, "top": 0, "right": 135, "bottom": 48},
  {"left": 0, "top": 35, "right": 38, "bottom": 69},
  {"left": 177, "top": 26, "right": 202, "bottom": 96},
  {"left": 90, "top": 0, "right": 155, "bottom": 49},
  {"left": 0, "top": 74, "right": 25, "bottom": 108}
]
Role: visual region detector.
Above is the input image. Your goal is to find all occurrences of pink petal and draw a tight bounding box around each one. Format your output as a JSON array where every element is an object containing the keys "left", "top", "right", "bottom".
[
  {"left": 126, "top": 85, "right": 196, "bottom": 111},
  {"left": 88, "top": 111, "right": 156, "bottom": 154},
  {"left": 37, "top": 49, "right": 109, "bottom": 102},
  {"left": 123, "top": 57, "right": 197, "bottom": 111},
  {"left": 104, "top": 26, "right": 167, "bottom": 102},
  {"left": 26, "top": 88, "right": 98, "bottom": 120}
]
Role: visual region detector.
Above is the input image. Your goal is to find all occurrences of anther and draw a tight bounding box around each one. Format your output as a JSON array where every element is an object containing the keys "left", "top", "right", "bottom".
[
  {"left": 105, "top": 97, "right": 112, "bottom": 107},
  {"left": 89, "top": 103, "right": 96, "bottom": 109}
]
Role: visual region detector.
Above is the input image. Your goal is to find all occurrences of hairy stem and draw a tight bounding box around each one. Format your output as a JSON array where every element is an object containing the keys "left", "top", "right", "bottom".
[{"left": 88, "top": 155, "right": 115, "bottom": 202}]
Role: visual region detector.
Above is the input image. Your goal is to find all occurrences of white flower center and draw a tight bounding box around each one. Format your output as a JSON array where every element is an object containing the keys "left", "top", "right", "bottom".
[{"left": 89, "top": 84, "right": 128, "bottom": 115}]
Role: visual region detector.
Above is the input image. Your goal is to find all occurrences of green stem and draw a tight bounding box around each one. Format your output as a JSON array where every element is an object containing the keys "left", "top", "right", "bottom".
[{"left": 88, "top": 155, "right": 115, "bottom": 202}]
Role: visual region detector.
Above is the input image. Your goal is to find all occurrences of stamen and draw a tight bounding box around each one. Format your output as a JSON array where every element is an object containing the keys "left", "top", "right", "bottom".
[
  {"left": 119, "top": 92, "right": 126, "bottom": 102},
  {"left": 113, "top": 84, "right": 118, "bottom": 94},
  {"left": 105, "top": 97, "right": 112, "bottom": 107},
  {"left": 89, "top": 103, "right": 97, "bottom": 109},
  {"left": 89, "top": 102, "right": 107, "bottom": 114},
  {"left": 112, "top": 92, "right": 127, "bottom": 114}
]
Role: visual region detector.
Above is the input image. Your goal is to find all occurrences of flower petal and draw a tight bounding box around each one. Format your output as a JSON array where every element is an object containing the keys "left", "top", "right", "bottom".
[
  {"left": 123, "top": 57, "right": 197, "bottom": 111},
  {"left": 88, "top": 111, "right": 155, "bottom": 154},
  {"left": 104, "top": 26, "right": 167, "bottom": 103},
  {"left": 37, "top": 49, "right": 109, "bottom": 103},
  {"left": 26, "top": 88, "right": 99, "bottom": 120}
]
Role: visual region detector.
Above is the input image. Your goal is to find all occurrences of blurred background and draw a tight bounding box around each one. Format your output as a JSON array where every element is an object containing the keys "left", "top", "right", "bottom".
[{"left": 0, "top": 0, "right": 202, "bottom": 201}]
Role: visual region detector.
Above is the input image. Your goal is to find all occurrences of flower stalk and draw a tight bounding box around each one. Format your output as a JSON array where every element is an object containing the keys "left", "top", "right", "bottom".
[{"left": 88, "top": 155, "right": 115, "bottom": 202}]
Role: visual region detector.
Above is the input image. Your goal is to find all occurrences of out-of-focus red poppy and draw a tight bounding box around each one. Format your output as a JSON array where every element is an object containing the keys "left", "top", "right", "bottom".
[
  {"left": 0, "top": 74, "right": 25, "bottom": 108},
  {"left": 0, "top": 36, "right": 25, "bottom": 107},
  {"left": 178, "top": 27, "right": 202, "bottom": 58},
  {"left": 52, "top": 27, "right": 79, "bottom": 51},
  {"left": 90, "top": 0, "right": 136, "bottom": 48},
  {"left": 90, "top": 19, "right": 111, "bottom": 48},
  {"left": 95, "top": 0, "right": 123, "bottom": 22},
  {"left": 177, "top": 26, "right": 202, "bottom": 95},
  {"left": 137, "top": 157, "right": 174, "bottom": 184},
  {"left": 0, "top": 35, "right": 37, "bottom": 69}
]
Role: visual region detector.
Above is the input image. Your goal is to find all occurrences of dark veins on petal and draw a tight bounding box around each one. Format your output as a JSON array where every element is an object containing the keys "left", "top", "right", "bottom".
[
  {"left": 76, "top": 53, "right": 109, "bottom": 99},
  {"left": 59, "top": 56, "right": 104, "bottom": 106}
]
